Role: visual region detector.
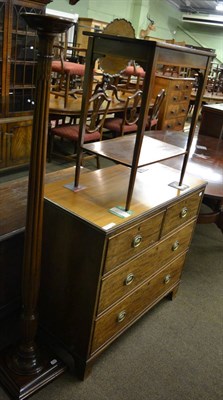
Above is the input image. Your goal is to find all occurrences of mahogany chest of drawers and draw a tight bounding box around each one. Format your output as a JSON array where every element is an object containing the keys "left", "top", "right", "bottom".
[
  {"left": 153, "top": 76, "right": 194, "bottom": 131},
  {"left": 39, "top": 164, "right": 205, "bottom": 380}
]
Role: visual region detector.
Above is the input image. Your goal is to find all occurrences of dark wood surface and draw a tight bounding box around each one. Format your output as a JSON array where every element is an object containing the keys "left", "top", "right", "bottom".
[
  {"left": 146, "top": 131, "right": 222, "bottom": 198},
  {"left": 0, "top": 167, "right": 85, "bottom": 238},
  {"left": 146, "top": 130, "right": 223, "bottom": 231},
  {"left": 199, "top": 103, "right": 223, "bottom": 139}
]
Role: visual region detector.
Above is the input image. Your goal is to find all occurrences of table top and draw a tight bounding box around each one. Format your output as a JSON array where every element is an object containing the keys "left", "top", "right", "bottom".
[
  {"left": 202, "top": 103, "right": 223, "bottom": 113},
  {"left": 146, "top": 131, "right": 223, "bottom": 199},
  {"left": 191, "top": 89, "right": 223, "bottom": 104},
  {"left": 49, "top": 91, "right": 133, "bottom": 117}
]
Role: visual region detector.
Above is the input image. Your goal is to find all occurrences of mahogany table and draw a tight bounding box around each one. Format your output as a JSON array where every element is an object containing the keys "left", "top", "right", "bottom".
[{"left": 146, "top": 130, "right": 223, "bottom": 232}]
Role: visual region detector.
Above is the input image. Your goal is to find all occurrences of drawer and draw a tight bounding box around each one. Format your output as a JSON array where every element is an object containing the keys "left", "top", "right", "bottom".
[
  {"left": 164, "top": 117, "right": 185, "bottom": 130},
  {"left": 98, "top": 220, "right": 195, "bottom": 314},
  {"left": 166, "top": 104, "right": 179, "bottom": 118},
  {"left": 104, "top": 211, "right": 164, "bottom": 273},
  {"left": 91, "top": 254, "right": 185, "bottom": 354},
  {"left": 161, "top": 190, "right": 204, "bottom": 236},
  {"left": 177, "top": 102, "right": 189, "bottom": 117}
]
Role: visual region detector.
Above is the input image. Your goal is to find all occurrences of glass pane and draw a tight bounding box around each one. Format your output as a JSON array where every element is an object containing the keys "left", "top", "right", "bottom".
[
  {"left": 10, "top": 4, "right": 42, "bottom": 112},
  {"left": 9, "top": 89, "right": 35, "bottom": 112}
]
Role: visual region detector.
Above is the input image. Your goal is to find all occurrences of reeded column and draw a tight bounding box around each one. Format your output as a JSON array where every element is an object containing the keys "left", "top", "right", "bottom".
[{"left": 0, "top": 13, "right": 74, "bottom": 399}]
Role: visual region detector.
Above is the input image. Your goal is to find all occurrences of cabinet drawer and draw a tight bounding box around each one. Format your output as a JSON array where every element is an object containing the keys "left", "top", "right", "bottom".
[
  {"left": 92, "top": 254, "right": 185, "bottom": 353},
  {"left": 161, "top": 190, "right": 204, "bottom": 236},
  {"left": 164, "top": 117, "right": 185, "bottom": 130},
  {"left": 98, "top": 220, "right": 194, "bottom": 313},
  {"left": 177, "top": 102, "right": 189, "bottom": 117},
  {"left": 166, "top": 104, "right": 179, "bottom": 118},
  {"left": 104, "top": 211, "right": 164, "bottom": 273}
]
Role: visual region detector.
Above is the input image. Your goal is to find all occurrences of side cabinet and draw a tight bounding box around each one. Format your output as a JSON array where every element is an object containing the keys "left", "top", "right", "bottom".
[
  {"left": 0, "top": 116, "right": 32, "bottom": 169},
  {"left": 0, "top": 0, "right": 50, "bottom": 172},
  {"left": 152, "top": 75, "right": 194, "bottom": 131}
]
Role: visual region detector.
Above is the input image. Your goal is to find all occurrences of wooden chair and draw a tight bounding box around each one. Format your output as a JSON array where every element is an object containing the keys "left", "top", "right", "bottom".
[
  {"left": 51, "top": 35, "right": 85, "bottom": 107},
  {"left": 119, "top": 64, "right": 145, "bottom": 92},
  {"left": 146, "top": 88, "right": 166, "bottom": 130},
  {"left": 48, "top": 89, "right": 111, "bottom": 167},
  {"left": 103, "top": 90, "right": 143, "bottom": 137}
]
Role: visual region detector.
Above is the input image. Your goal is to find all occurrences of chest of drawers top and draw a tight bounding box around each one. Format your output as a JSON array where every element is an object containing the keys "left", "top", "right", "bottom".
[{"left": 44, "top": 163, "right": 205, "bottom": 231}]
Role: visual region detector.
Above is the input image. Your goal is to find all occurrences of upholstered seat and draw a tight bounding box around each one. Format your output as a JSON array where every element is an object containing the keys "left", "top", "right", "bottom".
[
  {"left": 48, "top": 89, "right": 111, "bottom": 166},
  {"left": 103, "top": 90, "right": 142, "bottom": 137}
]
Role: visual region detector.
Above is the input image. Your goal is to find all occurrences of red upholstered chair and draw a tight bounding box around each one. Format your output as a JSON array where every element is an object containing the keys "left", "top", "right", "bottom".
[
  {"left": 51, "top": 43, "right": 85, "bottom": 107},
  {"left": 103, "top": 90, "right": 143, "bottom": 137},
  {"left": 48, "top": 90, "right": 111, "bottom": 167},
  {"left": 146, "top": 88, "right": 166, "bottom": 130},
  {"left": 119, "top": 64, "right": 145, "bottom": 93}
]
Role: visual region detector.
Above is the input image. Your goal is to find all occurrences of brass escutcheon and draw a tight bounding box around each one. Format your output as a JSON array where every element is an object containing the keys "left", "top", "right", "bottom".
[
  {"left": 172, "top": 240, "right": 179, "bottom": 251},
  {"left": 164, "top": 274, "right": 171, "bottom": 284},
  {"left": 117, "top": 310, "right": 127, "bottom": 323},
  {"left": 124, "top": 273, "right": 135, "bottom": 286},
  {"left": 180, "top": 207, "right": 188, "bottom": 218},
  {"left": 132, "top": 234, "right": 142, "bottom": 248}
]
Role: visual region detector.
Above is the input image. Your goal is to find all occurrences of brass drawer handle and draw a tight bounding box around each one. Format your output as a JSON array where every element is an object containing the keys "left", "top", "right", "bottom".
[
  {"left": 132, "top": 234, "right": 142, "bottom": 248},
  {"left": 164, "top": 274, "right": 171, "bottom": 284},
  {"left": 117, "top": 310, "right": 127, "bottom": 323},
  {"left": 124, "top": 273, "right": 135, "bottom": 286},
  {"left": 172, "top": 240, "right": 179, "bottom": 251},
  {"left": 180, "top": 207, "right": 188, "bottom": 218}
]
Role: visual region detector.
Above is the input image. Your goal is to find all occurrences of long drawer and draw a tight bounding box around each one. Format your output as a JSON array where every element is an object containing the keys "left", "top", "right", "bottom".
[
  {"left": 91, "top": 253, "right": 185, "bottom": 354},
  {"left": 98, "top": 220, "right": 195, "bottom": 314},
  {"left": 104, "top": 211, "right": 165, "bottom": 273}
]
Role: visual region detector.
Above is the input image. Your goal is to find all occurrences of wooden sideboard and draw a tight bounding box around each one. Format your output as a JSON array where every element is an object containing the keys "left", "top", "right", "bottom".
[
  {"left": 39, "top": 163, "right": 206, "bottom": 380},
  {"left": 199, "top": 103, "right": 223, "bottom": 138},
  {"left": 152, "top": 75, "right": 194, "bottom": 131}
]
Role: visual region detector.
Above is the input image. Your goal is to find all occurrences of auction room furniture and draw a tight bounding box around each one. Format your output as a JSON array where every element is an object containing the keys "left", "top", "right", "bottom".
[
  {"left": 146, "top": 130, "right": 223, "bottom": 233},
  {"left": 48, "top": 89, "right": 111, "bottom": 164},
  {"left": 40, "top": 163, "right": 206, "bottom": 380},
  {"left": 0, "top": 0, "right": 51, "bottom": 172},
  {"left": 103, "top": 90, "right": 142, "bottom": 136},
  {"left": 37, "top": 33, "right": 214, "bottom": 380},
  {"left": 75, "top": 17, "right": 107, "bottom": 57},
  {"left": 152, "top": 75, "right": 194, "bottom": 131},
  {"left": 198, "top": 103, "right": 223, "bottom": 138}
]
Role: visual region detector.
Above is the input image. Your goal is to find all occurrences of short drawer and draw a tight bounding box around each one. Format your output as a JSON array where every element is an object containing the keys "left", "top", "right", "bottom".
[
  {"left": 91, "top": 254, "right": 185, "bottom": 354},
  {"left": 164, "top": 117, "right": 185, "bottom": 130},
  {"left": 177, "top": 101, "right": 189, "bottom": 117},
  {"left": 166, "top": 104, "right": 179, "bottom": 118},
  {"left": 104, "top": 211, "right": 164, "bottom": 273},
  {"left": 161, "top": 190, "right": 204, "bottom": 236},
  {"left": 98, "top": 220, "right": 194, "bottom": 314}
]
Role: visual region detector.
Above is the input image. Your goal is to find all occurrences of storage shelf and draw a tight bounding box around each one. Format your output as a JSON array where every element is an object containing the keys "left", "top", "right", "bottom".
[
  {"left": 83, "top": 132, "right": 186, "bottom": 168},
  {"left": 74, "top": 31, "right": 214, "bottom": 210}
]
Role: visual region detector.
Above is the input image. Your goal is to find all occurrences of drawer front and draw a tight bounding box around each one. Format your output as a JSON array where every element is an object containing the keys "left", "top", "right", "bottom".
[
  {"left": 162, "top": 190, "right": 204, "bottom": 236},
  {"left": 164, "top": 117, "right": 185, "bottom": 130},
  {"left": 98, "top": 220, "right": 195, "bottom": 314},
  {"left": 166, "top": 104, "right": 179, "bottom": 118},
  {"left": 177, "top": 101, "right": 189, "bottom": 117},
  {"left": 104, "top": 211, "right": 164, "bottom": 273},
  {"left": 91, "top": 254, "right": 185, "bottom": 354}
]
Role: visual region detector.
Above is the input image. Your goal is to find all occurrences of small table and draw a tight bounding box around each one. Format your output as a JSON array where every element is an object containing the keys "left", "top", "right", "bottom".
[{"left": 146, "top": 131, "right": 223, "bottom": 232}]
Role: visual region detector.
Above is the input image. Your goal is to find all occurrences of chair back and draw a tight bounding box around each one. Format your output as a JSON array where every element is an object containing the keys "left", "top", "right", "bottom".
[
  {"left": 86, "top": 90, "right": 111, "bottom": 136},
  {"left": 123, "top": 90, "right": 143, "bottom": 127},
  {"left": 151, "top": 89, "right": 166, "bottom": 121}
]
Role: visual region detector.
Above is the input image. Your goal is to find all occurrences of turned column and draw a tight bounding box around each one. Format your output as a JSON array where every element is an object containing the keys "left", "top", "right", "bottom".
[{"left": 0, "top": 13, "right": 74, "bottom": 400}]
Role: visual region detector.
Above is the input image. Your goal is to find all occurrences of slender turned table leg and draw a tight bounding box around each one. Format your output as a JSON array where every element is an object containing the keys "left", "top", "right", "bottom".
[{"left": 0, "top": 14, "right": 74, "bottom": 400}]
